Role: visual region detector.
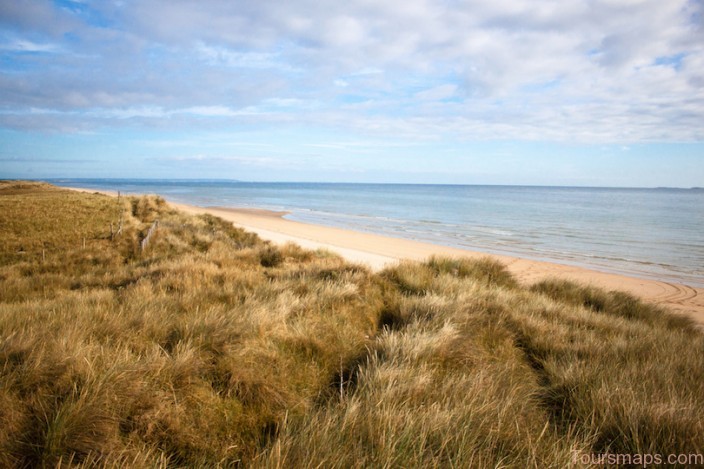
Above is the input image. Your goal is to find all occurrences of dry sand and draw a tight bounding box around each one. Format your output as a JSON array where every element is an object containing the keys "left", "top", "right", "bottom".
[{"left": 65, "top": 187, "right": 704, "bottom": 324}]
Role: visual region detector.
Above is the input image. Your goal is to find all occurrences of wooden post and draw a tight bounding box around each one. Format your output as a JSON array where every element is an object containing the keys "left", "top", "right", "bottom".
[{"left": 140, "top": 220, "right": 159, "bottom": 252}]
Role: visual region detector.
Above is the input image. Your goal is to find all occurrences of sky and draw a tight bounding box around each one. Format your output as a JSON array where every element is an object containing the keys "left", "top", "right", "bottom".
[{"left": 0, "top": 0, "right": 703, "bottom": 187}]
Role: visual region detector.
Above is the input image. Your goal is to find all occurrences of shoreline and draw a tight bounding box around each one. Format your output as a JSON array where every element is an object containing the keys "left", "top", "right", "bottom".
[
  {"left": 286, "top": 212, "right": 698, "bottom": 289},
  {"left": 65, "top": 186, "right": 704, "bottom": 324},
  {"left": 172, "top": 203, "right": 704, "bottom": 325}
]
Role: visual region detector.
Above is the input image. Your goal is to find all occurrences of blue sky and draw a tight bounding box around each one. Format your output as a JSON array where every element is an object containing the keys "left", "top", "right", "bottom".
[{"left": 1, "top": 0, "right": 703, "bottom": 187}]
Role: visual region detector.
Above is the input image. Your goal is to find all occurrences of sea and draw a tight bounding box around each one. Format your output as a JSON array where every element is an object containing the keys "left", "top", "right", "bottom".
[{"left": 50, "top": 179, "right": 704, "bottom": 288}]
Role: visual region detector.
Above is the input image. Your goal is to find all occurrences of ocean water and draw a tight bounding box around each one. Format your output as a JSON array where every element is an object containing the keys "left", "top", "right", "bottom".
[{"left": 51, "top": 179, "right": 704, "bottom": 287}]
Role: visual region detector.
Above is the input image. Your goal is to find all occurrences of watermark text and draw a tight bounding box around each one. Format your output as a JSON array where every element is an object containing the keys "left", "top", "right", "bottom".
[{"left": 572, "top": 451, "right": 704, "bottom": 467}]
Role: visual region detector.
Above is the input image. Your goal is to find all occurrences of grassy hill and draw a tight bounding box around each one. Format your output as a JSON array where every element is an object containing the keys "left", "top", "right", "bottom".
[{"left": 1, "top": 181, "right": 702, "bottom": 467}]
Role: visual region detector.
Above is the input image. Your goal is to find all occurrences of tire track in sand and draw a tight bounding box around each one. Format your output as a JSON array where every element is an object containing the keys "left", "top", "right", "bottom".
[{"left": 658, "top": 282, "right": 698, "bottom": 304}]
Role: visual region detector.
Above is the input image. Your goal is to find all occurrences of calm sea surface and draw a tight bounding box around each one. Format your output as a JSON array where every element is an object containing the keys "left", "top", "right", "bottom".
[{"left": 51, "top": 179, "right": 704, "bottom": 287}]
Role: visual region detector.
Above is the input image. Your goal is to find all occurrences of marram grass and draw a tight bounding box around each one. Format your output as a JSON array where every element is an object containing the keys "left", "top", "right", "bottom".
[{"left": 0, "top": 181, "right": 702, "bottom": 468}]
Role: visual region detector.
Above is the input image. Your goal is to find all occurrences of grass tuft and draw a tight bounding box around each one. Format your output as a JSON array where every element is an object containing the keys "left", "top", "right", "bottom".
[
  {"left": 428, "top": 255, "right": 518, "bottom": 288},
  {"left": 531, "top": 279, "right": 695, "bottom": 330}
]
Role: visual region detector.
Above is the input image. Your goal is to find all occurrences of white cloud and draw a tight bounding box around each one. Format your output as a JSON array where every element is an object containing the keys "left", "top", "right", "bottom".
[
  {"left": 0, "top": 39, "right": 60, "bottom": 52},
  {"left": 0, "top": 0, "right": 702, "bottom": 143},
  {"left": 351, "top": 68, "right": 384, "bottom": 76},
  {"left": 180, "top": 106, "right": 242, "bottom": 117},
  {"left": 152, "top": 153, "right": 318, "bottom": 170},
  {"left": 415, "top": 84, "right": 458, "bottom": 101},
  {"left": 195, "top": 42, "right": 292, "bottom": 70},
  {"left": 93, "top": 106, "right": 168, "bottom": 119}
]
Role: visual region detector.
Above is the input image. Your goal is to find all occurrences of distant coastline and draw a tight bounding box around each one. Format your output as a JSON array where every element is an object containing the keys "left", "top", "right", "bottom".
[{"left": 41, "top": 177, "right": 703, "bottom": 190}]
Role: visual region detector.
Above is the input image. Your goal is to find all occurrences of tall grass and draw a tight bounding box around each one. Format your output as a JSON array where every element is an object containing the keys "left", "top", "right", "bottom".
[
  {"left": 0, "top": 182, "right": 385, "bottom": 466},
  {"left": 263, "top": 262, "right": 704, "bottom": 468},
  {"left": 1, "top": 181, "right": 702, "bottom": 467}
]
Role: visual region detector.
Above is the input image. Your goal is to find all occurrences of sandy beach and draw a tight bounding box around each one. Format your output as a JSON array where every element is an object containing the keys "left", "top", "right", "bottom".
[
  {"left": 66, "top": 187, "right": 703, "bottom": 324},
  {"left": 170, "top": 202, "right": 704, "bottom": 325}
]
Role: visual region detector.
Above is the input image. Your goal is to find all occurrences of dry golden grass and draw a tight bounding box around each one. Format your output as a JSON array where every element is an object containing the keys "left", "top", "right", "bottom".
[
  {"left": 0, "top": 182, "right": 384, "bottom": 467},
  {"left": 1, "top": 181, "right": 702, "bottom": 468}
]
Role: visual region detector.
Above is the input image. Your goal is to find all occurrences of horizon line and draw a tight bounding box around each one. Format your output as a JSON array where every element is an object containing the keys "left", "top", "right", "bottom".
[{"left": 32, "top": 177, "right": 704, "bottom": 191}]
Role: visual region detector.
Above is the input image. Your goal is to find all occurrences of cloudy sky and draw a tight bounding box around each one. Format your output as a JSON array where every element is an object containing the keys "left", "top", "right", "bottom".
[{"left": 1, "top": 0, "right": 703, "bottom": 186}]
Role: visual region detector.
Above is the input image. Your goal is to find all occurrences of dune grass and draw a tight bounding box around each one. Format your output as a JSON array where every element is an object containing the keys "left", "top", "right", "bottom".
[{"left": 0, "top": 181, "right": 702, "bottom": 467}]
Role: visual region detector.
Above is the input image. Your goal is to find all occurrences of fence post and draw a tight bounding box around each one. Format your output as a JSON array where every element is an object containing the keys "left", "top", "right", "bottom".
[{"left": 140, "top": 220, "right": 159, "bottom": 252}]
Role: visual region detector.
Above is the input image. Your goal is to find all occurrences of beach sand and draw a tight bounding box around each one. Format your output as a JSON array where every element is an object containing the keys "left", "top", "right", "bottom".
[
  {"left": 172, "top": 203, "right": 704, "bottom": 325},
  {"left": 65, "top": 187, "right": 704, "bottom": 324}
]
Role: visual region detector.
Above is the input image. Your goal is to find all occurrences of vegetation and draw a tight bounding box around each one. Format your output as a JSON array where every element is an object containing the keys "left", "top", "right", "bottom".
[{"left": 1, "top": 181, "right": 702, "bottom": 468}]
